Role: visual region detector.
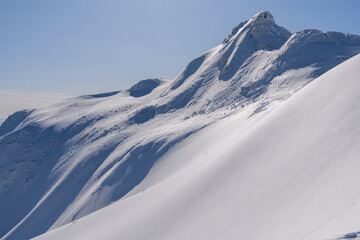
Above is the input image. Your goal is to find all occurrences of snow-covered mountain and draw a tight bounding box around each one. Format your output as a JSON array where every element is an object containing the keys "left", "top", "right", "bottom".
[
  {"left": 1, "top": 11, "right": 360, "bottom": 240},
  {"left": 34, "top": 49, "right": 360, "bottom": 240}
]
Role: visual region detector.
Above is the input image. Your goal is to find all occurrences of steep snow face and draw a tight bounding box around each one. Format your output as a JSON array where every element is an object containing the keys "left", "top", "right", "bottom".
[
  {"left": 34, "top": 53, "right": 360, "bottom": 240},
  {"left": 1, "top": 11, "right": 360, "bottom": 240}
]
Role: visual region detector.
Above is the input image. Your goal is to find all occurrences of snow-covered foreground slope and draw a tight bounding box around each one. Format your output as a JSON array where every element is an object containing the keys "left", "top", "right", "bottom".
[
  {"left": 1, "top": 11, "right": 360, "bottom": 240},
  {"left": 34, "top": 53, "right": 360, "bottom": 240}
]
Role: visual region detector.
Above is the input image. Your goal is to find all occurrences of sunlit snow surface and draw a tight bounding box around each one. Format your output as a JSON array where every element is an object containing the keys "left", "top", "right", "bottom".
[{"left": 1, "top": 11, "right": 360, "bottom": 240}]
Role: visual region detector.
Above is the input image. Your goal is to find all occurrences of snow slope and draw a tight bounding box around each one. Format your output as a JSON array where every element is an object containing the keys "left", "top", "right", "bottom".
[
  {"left": 1, "top": 11, "right": 360, "bottom": 240},
  {"left": 34, "top": 51, "right": 360, "bottom": 240}
]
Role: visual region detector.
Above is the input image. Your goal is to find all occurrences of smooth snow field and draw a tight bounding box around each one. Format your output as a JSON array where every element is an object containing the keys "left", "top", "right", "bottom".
[{"left": 1, "top": 12, "right": 360, "bottom": 240}]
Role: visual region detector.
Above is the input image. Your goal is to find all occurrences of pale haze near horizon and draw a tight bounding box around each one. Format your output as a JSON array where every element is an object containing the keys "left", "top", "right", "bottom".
[{"left": 1, "top": 0, "right": 360, "bottom": 122}]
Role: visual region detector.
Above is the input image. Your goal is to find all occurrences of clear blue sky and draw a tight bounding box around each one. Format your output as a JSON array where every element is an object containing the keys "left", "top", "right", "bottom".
[{"left": 1, "top": 0, "right": 360, "bottom": 120}]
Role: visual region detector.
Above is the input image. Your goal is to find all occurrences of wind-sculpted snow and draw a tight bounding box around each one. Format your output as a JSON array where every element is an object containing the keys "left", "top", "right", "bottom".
[
  {"left": 338, "top": 232, "right": 360, "bottom": 239},
  {"left": 171, "top": 55, "right": 206, "bottom": 89},
  {"left": 85, "top": 91, "right": 120, "bottom": 98},
  {"left": 129, "top": 79, "right": 166, "bottom": 97},
  {"left": 1, "top": 11, "right": 360, "bottom": 240}
]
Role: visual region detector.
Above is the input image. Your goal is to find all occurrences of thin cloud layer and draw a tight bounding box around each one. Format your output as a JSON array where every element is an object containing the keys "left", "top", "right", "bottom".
[{"left": 0, "top": 90, "right": 72, "bottom": 119}]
